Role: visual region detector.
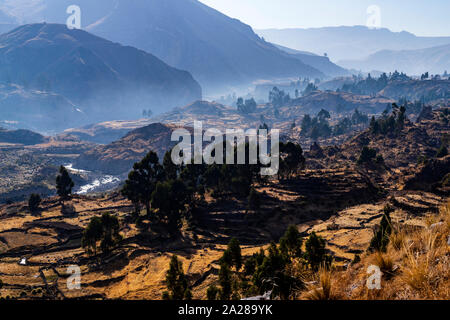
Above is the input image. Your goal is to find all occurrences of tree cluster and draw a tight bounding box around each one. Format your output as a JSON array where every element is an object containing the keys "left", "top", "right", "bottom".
[
  {"left": 82, "top": 213, "right": 122, "bottom": 255},
  {"left": 236, "top": 97, "right": 257, "bottom": 114},
  {"left": 269, "top": 87, "right": 291, "bottom": 108},
  {"left": 206, "top": 226, "right": 331, "bottom": 300},
  {"left": 369, "top": 103, "right": 407, "bottom": 135}
]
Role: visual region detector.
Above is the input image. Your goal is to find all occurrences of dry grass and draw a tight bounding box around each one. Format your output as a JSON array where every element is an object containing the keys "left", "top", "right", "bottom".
[
  {"left": 317, "top": 200, "right": 450, "bottom": 300},
  {"left": 372, "top": 252, "right": 394, "bottom": 274},
  {"left": 304, "top": 266, "right": 335, "bottom": 300},
  {"left": 389, "top": 228, "right": 406, "bottom": 251}
]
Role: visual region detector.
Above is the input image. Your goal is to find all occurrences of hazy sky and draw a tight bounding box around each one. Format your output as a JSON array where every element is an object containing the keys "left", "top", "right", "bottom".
[{"left": 199, "top": 0, "right": 450, "bottom": 37}]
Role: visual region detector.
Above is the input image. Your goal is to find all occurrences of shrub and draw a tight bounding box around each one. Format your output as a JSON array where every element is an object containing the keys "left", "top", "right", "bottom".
[
  {"left": 369, "top": 205, "right": 393, "bottom": 252},
  {"left": 247, "top": 188, "right": 261, "bottom": 211},
  {"left": 436, "top": 144, "right": 448, "bottom": 158},
  {"left": 28, "top": 193, "right": 41, "bottom": 213},
  {"left": 206, "top": 285, "right": 219, "bottom": 300}
]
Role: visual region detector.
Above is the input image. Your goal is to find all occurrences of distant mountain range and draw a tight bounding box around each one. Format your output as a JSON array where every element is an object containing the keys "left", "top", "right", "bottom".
[
  {"left": 339, "top": 44, "right": 450, "bottom": 75},
  {"left": 0, "top": 23, "right": 201, "bottom": 131},
  {"left": 0, "top": 0, "right": 325, "bottom": 93},
  {"left": 274, "top": 44, "right": 349, "bottom": 77},
  {"left": 257, "top": 26, "right": 450, "bottom": 64}
]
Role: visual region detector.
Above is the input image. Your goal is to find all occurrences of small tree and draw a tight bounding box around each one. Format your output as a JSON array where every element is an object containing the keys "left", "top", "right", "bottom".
[
  {"left": 122, "top": 151, "right": 163, "bottom": 216},
  {"left": 369, "top": 205, "right": 393, "bottom": 252},
  {"left": 82, "top": 216, "right": 103, "bottom": 255},
  {"left": 28, "top": 193, "right": 41, "bottom": 213},
  {"left": 56, "top": 166, "right": 74, "bottom": 201},
  {"left": 121, "top": 171, "right": 141, "bottom": 218},
  {"left": 99, "top": 213, "right": 122, "bottom": 254},
  {"left": 357, "top": 146, "right": 378, "bottom": 165},
  {"left": 436, "top": 144, "right": 448, "bottom": 158},
  {"left": 279, "top": 225, "right": 303, "bottom": 259},
  {"left": 207, "top": 285, "right": 219, "bottom": 300},
  {"left": 227, "top": 238, "right": 242, "bottom": 271},
  {"left": 247, "top": 188, "right": 261, "bottom": 211},
  {"left": 305, "top": 232, "right": 330, "bottom": 270},
  {"left": 218, "top": 262, "right": 232, "bottom": 300},
  {"left": 163, "top": 255, "right": 190, "bottom": 300},
  {"left": 279, "top": 142, "right": 305, "bottom": 179},
  {"left": 152, "top": 179, "right": 188, "bottom": 234}
]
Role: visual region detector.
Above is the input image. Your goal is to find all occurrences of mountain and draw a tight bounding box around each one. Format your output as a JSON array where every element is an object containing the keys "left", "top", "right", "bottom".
[
  {"left": 0, "top": 127, "right": 47, "bottom": 145},
  {"left": 274, "top": 44, "right": 349, "bottom": 77},
  {"left": 0, "top": 0, "right": 324, "bottom": 93},
  {"left": 257, "top": 26, "right": 450, "bottom": 63},
  {"left": 339, "top": 44, "right": 450, "bottom": 75},
  {"left": 0, "top": 23, "right": 202, "bottom": 130}
]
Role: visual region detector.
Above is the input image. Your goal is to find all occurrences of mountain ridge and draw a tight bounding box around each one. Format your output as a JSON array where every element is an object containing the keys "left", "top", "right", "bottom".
[{"left": 257, "top": 25, "right": 450, "bottom": 62}]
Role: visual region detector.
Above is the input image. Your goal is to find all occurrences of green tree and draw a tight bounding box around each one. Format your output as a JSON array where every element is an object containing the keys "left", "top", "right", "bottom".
[
  {"left": 121, "top": 171, "right": 141, "bottom": 218},
  {"left": 218, "top": 262, "right": 232, "bottom": 300},
  {"left": 305, "top": 232, "right": 330, "bottom": 270},
  {"left": 436, "top": 144, "right": 448, "bottom": 158},
  {"left": 302, "top": 83, "right": 318, "bottom": 96},
  {"left": 369, "top": 205, "right": 393, "bottom": 252},
  {"left": 279, "top": 225, "right": 303, "bottom": 259},
  {"left": 152, "top": 179, "right": 188, "bottom": 234},
  {"left": 279, "top": 142, "right": 305, "bottom": 179},
  {"left": 99, "top": 213, "right": 122, "bottom": 254},
  {"left": 223, "top": 238, "right": 242, "bottom": 271},
  {"left": 122, "top": 151, "right": 163, "bottom": 216},
  {"left": 82, "top": 213, "right": 122, "bottom": 255},
  {"left": 28, "top": 193, "right": 41, "bottom": 213},
  {"left": 81, "top": 216, "right": 103, "bottom": 255},
  {"left": 207, "top": 285, "right": 219, "bottom": 300},
  {"left": 317, "top": 109, "right": 331, "bottom": 123},
  {"left": 56, "top": 166, "right": 74, "bottom": 201},
  {"left": 248, "top": 188, "right": 261, "bottom": 211},
  {"left": 357, "top": 146, "right": 378, "bottom": 165},
  {"left": 163, "top": 150, "right": 180, "bottom": 181},
  {"left": 163, "top": 255, "right": 190, "bottom": 300}
]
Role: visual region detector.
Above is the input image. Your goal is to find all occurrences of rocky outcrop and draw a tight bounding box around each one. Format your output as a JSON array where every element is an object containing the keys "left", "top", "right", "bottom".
[{"left": 75, "top": 123, "right": 189, "bottom": 175}]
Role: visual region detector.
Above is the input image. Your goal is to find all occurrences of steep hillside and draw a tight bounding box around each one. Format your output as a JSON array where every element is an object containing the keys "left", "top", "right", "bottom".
[{"left": 0, "top": 23, "right": 202, "bottom": 129}]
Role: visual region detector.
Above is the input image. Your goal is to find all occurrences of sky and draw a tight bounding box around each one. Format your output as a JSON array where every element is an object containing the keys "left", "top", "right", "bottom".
[{"left": 199, "top": 0, "right": 450, "bottom": 37}]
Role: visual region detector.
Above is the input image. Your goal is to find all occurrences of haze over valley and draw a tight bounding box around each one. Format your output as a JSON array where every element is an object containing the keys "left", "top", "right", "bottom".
[{"left": 0, "top": 0, "right": 449, "bottom": 302}]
